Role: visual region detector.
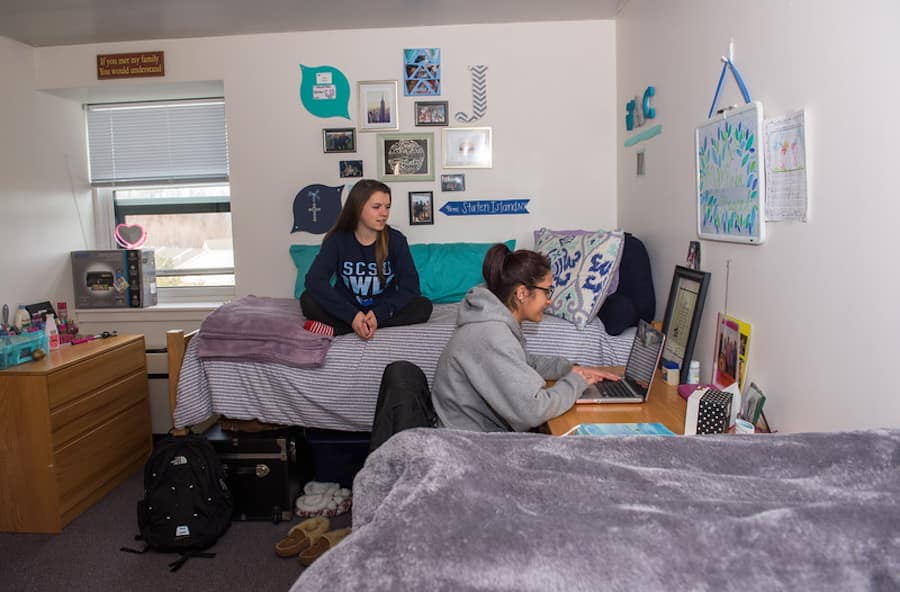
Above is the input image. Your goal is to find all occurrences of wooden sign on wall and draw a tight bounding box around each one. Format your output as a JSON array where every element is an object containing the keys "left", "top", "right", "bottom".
[{"left": 97, "top": 51, "right": 165, "bottom": 80}]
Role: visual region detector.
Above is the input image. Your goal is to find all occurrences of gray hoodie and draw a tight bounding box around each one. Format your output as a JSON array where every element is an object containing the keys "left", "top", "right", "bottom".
[{"left": 432, "top": 286, "right": 588, "bottom": 432}]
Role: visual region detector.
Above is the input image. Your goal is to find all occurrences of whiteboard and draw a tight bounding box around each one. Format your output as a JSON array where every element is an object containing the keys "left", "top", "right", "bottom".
[{"left": 696, "top": 101, "right": 766, "bottom": 244}]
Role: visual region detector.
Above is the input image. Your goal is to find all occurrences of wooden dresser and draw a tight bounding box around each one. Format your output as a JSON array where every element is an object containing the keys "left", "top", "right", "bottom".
[{"left": 0, "top": 334, "right": 151, "bottom": 533}]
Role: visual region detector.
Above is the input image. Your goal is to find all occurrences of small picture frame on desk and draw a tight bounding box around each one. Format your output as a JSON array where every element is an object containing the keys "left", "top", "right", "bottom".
[{"left": 661, "top": 265, "right": 710, "bottom": 384}]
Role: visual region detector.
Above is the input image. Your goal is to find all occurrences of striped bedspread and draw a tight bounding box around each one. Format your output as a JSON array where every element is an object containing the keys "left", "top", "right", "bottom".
[{"left": 174, "top": 303, "right": 635, "bottom": 432}]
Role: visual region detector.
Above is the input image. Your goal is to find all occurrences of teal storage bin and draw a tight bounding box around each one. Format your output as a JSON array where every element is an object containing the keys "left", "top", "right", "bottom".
[{"left": 0, "top": 332, "right": 49, "bottom": 370}]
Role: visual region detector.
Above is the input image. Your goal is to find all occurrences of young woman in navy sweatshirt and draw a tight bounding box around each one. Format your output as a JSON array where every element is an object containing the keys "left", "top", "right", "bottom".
[{"left": 300, "top": 179, "right": 432, "bottom": 339}]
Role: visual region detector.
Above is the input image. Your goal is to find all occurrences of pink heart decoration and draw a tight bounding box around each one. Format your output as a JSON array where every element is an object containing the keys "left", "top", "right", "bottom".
[{"left": 114, "top": 224, "right": 147, "bottom": 249}]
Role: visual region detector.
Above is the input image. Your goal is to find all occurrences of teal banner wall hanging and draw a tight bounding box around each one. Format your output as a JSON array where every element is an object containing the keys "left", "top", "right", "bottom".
[
  {"left": 439, "top": 199, "right": 529, "bottom": 216},
  {"left": 455, "top": 65, "right": 488, "bottom": 123},
  {"left": 300, "top": 65, "right": 350, "bottom": 119},
  {"left": 291, "top": 183, "right": 344, "bottom": 234},
  {"left": 403, "top": 48, "right": 441, "bottom": 96}
]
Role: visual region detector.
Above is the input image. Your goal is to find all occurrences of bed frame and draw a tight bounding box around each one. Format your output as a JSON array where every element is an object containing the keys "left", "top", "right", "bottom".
[{"left": 167, "top": 329, "right": 198, "bottom": 435}]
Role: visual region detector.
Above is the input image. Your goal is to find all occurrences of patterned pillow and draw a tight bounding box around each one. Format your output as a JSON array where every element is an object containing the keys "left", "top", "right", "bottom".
[{"left": 534, "top": 228, "right": 625, "bottom": 330}]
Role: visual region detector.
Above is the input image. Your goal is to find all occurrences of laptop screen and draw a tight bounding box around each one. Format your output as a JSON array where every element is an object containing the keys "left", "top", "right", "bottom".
[{"left": 623, "top": 320, "right": 666, "bottom": 397}]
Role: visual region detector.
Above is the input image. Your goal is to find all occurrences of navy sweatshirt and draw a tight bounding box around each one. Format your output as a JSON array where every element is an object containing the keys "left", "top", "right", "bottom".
[{"left": 304, "top": 227, "right": 422, "bottom": 324}]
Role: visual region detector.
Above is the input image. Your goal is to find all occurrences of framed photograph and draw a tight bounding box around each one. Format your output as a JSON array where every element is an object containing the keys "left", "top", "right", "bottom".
[
  {"left": 339, "top": 160, "right": 363, "bottom": 178},
  {"left": 322, "top": 128, "right": 356, "bottom": 153},
  {"left": 376, "top": 132, "right": 434, "bottom": 182},
  {"left": 440, "top": 173, "right": 465, "bottom": 192},
  {"left": 442, "top": 127, "right": 492, "bottom": 168},
  {"left": 408, "top": 191, "right": 434, "bottom": 225},
  {"left": 414, "top": 101, "right": 448, "bottom": 126},
  {"left": 660, "top": 265, "right": 711, "bottom": 383},
  {"left": 740, "top": 382, "right": 767, "bottom": 425},
  {"left": 712, "top": 313, "right": 741, "bottom": 389},
  {"left": 358, "top": 80, "right": 399, "bottom": 132}
]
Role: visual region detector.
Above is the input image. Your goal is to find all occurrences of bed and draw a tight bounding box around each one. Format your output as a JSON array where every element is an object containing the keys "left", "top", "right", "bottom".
[
  {"left": 169, "top": 302, "right": 636, "bottom": 432},
  {"left": 169, "top": 233, "right": 656, "bottom": 432},
  {"left": 290, "top": 427, "right": 900, "bottom": 591}
]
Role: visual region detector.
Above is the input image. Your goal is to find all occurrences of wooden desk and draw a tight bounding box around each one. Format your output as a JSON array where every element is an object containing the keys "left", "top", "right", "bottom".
[{"left": 546, "top": 367, "right": 687, "bottom": 435}]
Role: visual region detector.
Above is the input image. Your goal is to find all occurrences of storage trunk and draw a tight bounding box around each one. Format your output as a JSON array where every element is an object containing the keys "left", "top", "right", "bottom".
[{"left": 205, "top": 425, "right": 310, "bottom": 522}]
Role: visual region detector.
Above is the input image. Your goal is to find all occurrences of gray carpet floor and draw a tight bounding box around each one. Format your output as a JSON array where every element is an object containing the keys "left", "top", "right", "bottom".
[{"left": 0, "top": 471, "right": 351, "bottom": 592}]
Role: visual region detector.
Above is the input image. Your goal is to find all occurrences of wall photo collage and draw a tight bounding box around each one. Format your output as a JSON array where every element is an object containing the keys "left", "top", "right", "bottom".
[{"left": 299, "top": 49, "right": 502, "bottom": 233}]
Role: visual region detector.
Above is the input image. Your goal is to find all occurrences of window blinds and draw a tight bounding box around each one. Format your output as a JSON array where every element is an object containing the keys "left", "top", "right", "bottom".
[{"left": 86, "top": 99, "right": 228, "bottom": 185}]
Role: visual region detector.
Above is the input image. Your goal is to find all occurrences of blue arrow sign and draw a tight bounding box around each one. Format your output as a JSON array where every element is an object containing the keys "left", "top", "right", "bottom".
[{"left": 439, "top": 199, "right": 530, "bottom": 216}]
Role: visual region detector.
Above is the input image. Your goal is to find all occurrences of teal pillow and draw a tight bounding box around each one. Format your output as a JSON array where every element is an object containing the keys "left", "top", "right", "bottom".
[
  {"left": 410, "top": 240, "right": 515, "bottom": 303},
  {"left": 290, "top": 244, "right": 321, "bottom": 298},
  {"left": 291, "top": 240, "right": 515, "bottom": 302}
]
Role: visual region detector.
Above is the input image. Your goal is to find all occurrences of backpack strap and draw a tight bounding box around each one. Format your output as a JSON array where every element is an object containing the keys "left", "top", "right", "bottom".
[
  {"left": 168, "top": 550, "right": 216, "bottom": 573},
  {"left": 120, "top": 544, "right": 150, "bottom": 554}
]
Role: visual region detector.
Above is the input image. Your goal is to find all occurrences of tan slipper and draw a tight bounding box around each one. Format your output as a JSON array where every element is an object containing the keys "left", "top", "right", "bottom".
[
  {"left": 274, "top": 516, "right": 330, "bottom": 557},
  {"left": 298, "top": 527, "right": 352, "bottom": 566}
]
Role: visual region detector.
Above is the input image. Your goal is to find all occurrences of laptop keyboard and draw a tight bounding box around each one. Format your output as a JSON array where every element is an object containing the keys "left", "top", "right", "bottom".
[{"left": 599, "top": 380, "right": 638, "bottom": 398}]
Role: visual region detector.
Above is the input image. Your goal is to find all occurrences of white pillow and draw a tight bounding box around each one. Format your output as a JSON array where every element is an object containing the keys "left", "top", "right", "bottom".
[{"left": 534, "top": 228, "right": 625, "bottom": 330}]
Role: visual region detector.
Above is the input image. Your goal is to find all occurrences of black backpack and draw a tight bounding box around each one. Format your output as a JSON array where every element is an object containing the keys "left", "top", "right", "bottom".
[{"left": 123, "top": 434, "right": 233, "bottom": 571}]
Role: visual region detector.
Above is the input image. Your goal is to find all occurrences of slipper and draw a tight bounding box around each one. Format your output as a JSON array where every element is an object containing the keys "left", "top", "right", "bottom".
[
  {"left": 274, "top": 516, "right": 330, "bottom": 558},
  {"left": 294, "top": 493, "right": 329, "bottom": 512},
  {"left": 298, "top": 527, "right": 352, "bottom": 566},
  {"left": 304, "top": 481, "right": 339, "bottom": 496},
  {"left": 296, "top": 494, "right": 352, "bottom": 518}
]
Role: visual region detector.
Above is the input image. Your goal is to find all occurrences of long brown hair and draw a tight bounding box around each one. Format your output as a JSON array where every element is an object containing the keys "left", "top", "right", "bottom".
[
  {"left": 481, "top": 243, "right": 551, "bottom": 311},
  {"left": 326, "top": 179, "right": 392, "bottom": 283}
]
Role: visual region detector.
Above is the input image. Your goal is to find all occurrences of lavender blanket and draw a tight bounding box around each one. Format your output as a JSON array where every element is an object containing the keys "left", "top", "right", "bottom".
[
  {"left": 198, "top": 296, "right": 332, "bottom": 368},
  {"left": 292, "top": 428, "right": 900, "bottom": 591}
]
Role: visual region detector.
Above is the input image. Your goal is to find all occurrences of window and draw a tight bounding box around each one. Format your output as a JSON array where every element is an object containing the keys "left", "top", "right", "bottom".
[{"left": 86, "top": 99, "right": 233, "bottom": 294}]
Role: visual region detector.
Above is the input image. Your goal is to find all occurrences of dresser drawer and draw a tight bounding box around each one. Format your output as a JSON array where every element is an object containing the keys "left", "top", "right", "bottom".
[
  {"left": 50, "top": 370, "right": 148, "bottom": 449},
  {"left": 54, "top": 400, "right": 151, "bottom": 511},
  {"left": 47, "top": 340, "right": 145, "bottom": 410}
]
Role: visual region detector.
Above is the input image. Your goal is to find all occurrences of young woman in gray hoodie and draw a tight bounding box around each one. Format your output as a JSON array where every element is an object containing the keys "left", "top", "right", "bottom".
[{"left": 430, "top": 244, "right": 619, "bottom": 432}]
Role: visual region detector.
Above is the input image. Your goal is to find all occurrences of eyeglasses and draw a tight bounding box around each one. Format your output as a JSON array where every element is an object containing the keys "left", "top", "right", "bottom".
[{"left": 529, "top": 285, "right": 554, "bottom": 299}]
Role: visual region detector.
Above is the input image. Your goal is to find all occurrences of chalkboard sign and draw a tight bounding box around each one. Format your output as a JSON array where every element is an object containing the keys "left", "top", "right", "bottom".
[{"left": 696, "top": 102, "right": 766, "bottom": 244}]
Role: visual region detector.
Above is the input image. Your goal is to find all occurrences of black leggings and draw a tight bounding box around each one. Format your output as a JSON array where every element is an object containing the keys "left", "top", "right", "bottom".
[
  {"left": 369, "top": 361, "right": 438, "bottom": 453},
  {"left": 299, "top": 291, "right": 433, "bottom": 336}
]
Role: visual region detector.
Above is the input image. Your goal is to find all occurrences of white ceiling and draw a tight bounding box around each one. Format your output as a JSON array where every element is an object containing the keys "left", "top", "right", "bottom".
[{"left": 0, "top": 0, "right": 626, "bottom": 47}]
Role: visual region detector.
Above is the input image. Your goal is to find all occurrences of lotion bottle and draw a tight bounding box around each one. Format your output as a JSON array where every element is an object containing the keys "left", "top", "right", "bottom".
[{"left": 45, "top": 314, "right": 60, "bottom": 350}]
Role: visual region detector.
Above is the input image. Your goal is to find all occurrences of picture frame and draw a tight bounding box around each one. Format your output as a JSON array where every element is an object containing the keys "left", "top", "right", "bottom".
[
  {"left": 661, "top": 265, "right": 711, "bottom": 383},
  {"left": 408, "top": 191, "right": 434, "bottom": 225},
  {"left": 414, "top": 101, "right": 449, "bottom": 126},
  {"left": 440, "top": 173, "right": 465, "bottom": 192},
  {"left": 339, "top": 160, "right": 363, "bottom": 178},
  {"left": 358, "top": 80, "right": 399, "bottom": 132},
  {"left": 376, "top": 132, "right": 434, "bottom": 182},
  {"left": 712, "top": 313, "right": 741, "bottom": 389},
  {"left": 740, "top": 382, "right": 767, "bottom": 425},
  {"left": 322, "top": 128, "right": 356, "bottom": 153},
  {"left": 442, "top": 127, "right": 492, "bottom": 168}
]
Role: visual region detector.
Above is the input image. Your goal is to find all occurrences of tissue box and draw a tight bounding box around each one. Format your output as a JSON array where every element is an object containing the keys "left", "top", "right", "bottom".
[
  {"left": 684, "top": 388, "right": 734, "bottom": 435},
  {"left": 0, "top": 332, "right": 49, "bottom": 370},
  {"left": 71, "top": 250, "right": 157, "bottom": 309}
]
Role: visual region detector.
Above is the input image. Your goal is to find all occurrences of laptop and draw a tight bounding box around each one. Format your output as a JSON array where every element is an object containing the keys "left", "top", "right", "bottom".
[{"left": 577, "top": 319, "right": 666, "bottom": 404}]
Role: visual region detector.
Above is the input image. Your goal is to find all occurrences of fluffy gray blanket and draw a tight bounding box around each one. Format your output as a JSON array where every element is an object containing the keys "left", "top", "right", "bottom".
[{"left": 292, "top": 428, "right": 900, "bottom": 591}]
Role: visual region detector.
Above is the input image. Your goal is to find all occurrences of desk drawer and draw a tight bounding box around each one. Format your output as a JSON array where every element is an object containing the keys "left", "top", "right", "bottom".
[
  {"left": 47, "top": 341, "right": 145, "bottom": 410},
  {"left": 54, "top": 399, "right": 151, "bottom": 509},
  {"left": 50, "top": 370, "right": 148, "bottom": 449}
]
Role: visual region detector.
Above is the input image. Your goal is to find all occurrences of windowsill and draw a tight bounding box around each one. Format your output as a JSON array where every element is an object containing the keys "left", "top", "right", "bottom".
[{"left": 74, "top": 301, "right": 223, "bottom": 322}]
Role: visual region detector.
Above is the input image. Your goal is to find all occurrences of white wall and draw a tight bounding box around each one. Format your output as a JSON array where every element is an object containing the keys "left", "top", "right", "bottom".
[
  {"left": 617, "top": 0, "right": 900, "bottom": 431},
  {"left": 0, "top": 36, "right": 92, "bottom": 312},
  {"left": 33, "top": 21, "right": 618, "bottom": 299}
]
